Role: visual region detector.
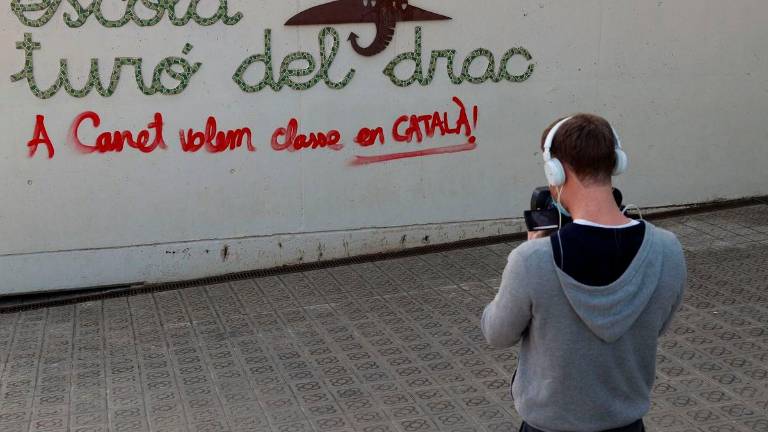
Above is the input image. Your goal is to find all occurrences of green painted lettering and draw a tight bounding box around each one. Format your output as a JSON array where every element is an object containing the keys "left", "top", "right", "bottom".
[
  {"left": 10, "top": 33, "right": 201, "bottom": 99},
  {"left": 233, "top": 27, "right": 355, "bottom": 93},
  {"left": 10, "top": 0, "right": 243, "bottom": 28},
  {"left": 384, "top": 26, "right": 535, "bottom": 87}
]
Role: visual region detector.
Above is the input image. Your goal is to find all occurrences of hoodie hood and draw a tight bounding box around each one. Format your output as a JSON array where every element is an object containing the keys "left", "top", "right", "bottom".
[{"left": 555, "top": 223, "right": 663, "bottom": 343}]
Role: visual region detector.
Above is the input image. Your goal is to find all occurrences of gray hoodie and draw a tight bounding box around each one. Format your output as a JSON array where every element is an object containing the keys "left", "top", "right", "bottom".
[{"left": 481, "top": 222, "right": 686, "bottom": 432}]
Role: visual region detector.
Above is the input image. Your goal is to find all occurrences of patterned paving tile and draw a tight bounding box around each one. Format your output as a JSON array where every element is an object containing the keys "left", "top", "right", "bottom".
[{"left": 1, "top": 206, "right": 768, "bottom": 431}]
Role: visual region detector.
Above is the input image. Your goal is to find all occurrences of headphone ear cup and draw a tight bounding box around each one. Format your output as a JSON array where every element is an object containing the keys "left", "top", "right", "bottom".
[
  {"left": 544, "top": 158, "right": 566, "bottom": 187},
  {"left": 613, "top": 149, "right": 628, "bottom": 176}
]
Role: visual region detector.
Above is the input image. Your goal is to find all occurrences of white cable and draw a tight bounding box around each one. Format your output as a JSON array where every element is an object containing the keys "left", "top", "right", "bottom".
[
  {"left": 622, "top": 203, "right": 645, "bottom": 220},
  {"left": 556, "top": 185, "right": 565, "bottom": 270}
]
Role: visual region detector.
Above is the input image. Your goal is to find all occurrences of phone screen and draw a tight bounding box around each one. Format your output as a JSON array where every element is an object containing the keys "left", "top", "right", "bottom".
[{"left": 524, "top": 210, "right": 561, "bottom": 231}]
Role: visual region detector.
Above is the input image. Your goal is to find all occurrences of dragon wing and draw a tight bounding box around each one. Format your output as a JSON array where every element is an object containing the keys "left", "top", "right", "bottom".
[
  {"left": 286, "top": 0, "right": 377, "bottom": 25},
  {"left": 400, "top": 4, "right": 451, "bottom": 22},
  {"left": 285, "top": 0, "right": 451, "bottom": 25}
]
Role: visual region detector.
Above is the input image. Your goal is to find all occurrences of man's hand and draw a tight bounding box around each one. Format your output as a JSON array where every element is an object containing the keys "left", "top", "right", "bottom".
[{"left": 527, "top": 230, "right": 550, "bottom": 241}]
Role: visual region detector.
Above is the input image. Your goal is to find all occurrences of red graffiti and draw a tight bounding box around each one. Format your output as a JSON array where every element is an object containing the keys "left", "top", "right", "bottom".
[
  {"left": 69, "top": 111, "right": 166, "bottom": 154},
  {"left": 354, "top": 127, "right": 385, "bottom": 147},
  {"left": 350, "top": 142, "right": 477, "bottom": 166},
  {"left": 271, "top": 118, "right": 343, "bottom": 152},
  {"left": 31, "top": 98, "right": 480, "bottom": 166},
  {"left": 27, "top": 115, "right": 55, "bottom": 159},
  {"left": 179, "top": 116, "right": 254, "bottom": 153},
  {"left": 392, "top": 97, "right": 476, "bottom": 143},
  {"left": 350, "top": 96, "right": 478, "bottom": 166}
]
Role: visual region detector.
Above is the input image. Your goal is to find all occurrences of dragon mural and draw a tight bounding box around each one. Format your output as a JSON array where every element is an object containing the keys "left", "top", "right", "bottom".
[{"left": 285, "top": 0, "right": 451, "bottom": 57}]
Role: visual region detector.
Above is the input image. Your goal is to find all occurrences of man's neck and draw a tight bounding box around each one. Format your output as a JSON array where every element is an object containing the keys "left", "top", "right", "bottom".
[{"left": 564, "top": 184, "right": 631, "bottom": 226}]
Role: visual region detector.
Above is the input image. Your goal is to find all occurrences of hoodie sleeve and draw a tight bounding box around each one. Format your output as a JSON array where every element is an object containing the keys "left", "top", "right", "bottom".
[
  {"left": 481, "top": 246, "right": 533, "bottom": 347},
  {"left": 659, "top": 290, "right": 683, "bottom": 336},
  {"left": 660, "top": 239, "right": 688, "bottom": 336}
]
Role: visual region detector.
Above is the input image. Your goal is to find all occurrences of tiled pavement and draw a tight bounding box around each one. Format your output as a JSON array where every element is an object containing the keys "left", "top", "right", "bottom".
[{"left": 1, "top": 205, "right": 767, "bottom": 432}]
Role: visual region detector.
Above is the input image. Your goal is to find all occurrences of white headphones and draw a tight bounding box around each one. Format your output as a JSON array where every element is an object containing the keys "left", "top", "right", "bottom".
[{"left": 542, "top": 116, "right": 628, "bottom": 187}]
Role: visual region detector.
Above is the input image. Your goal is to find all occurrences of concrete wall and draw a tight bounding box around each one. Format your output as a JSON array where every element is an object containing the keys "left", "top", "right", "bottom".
[{"left": 2, "top": 0, "right": 767, "bottom": 294}]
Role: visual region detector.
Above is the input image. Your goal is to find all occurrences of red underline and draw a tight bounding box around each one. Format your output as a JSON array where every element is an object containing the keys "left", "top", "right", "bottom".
[{"left": 349, "top": 140, "right": 477, "bottom": 166}]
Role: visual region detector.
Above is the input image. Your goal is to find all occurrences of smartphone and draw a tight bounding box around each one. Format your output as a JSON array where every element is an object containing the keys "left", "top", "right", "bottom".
[
  {"left": 524, "top": 210, "right": 562, "bottom": 231},
  {"left": 525, "top": 187, "right": 625, "bottom": 231}
]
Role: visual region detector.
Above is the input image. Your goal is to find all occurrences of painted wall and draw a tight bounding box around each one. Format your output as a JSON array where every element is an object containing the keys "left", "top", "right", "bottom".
[{"left": 2, "top": 0, "right": 767, "bottom": 294}]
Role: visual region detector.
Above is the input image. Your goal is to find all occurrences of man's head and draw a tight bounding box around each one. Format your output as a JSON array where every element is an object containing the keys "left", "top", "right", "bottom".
[{"left": 540, "top": 113, "right": 619, "bottom": 189}]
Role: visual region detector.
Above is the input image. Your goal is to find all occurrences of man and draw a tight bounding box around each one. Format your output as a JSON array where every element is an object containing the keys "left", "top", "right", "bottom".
[{"left": 481, "top": 114, "right": 687, "bottom": 432}]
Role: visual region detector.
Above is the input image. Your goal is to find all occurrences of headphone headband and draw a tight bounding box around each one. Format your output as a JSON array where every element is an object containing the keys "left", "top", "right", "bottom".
[
  {"left": 543, "top": 116, "right": 573, "bottom": 161},
  {"left": 611, "top": 127, "right": 623, "bottom": 150},
  {"left": 542, "top": 115, "right": 628, "bottom": 186},
  {"left": 543, "top": 116, "right": 623, "bottom": 160}
]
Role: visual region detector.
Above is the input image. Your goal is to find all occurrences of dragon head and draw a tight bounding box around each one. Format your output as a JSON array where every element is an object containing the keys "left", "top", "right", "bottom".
[
  {"left": 362, "top": 0, "right": 409, "bottom": 11},
  {"left": 286, "top": 0, "right": 449, "bottom": 56},
  {"left": 392, "top": 0, "right": 409, "bottom": 11}
]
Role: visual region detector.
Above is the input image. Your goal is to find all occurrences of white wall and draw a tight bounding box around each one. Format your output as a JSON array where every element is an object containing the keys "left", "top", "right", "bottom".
[{"left": 2, "top": 0, "right": 767, "bottom": 294}]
